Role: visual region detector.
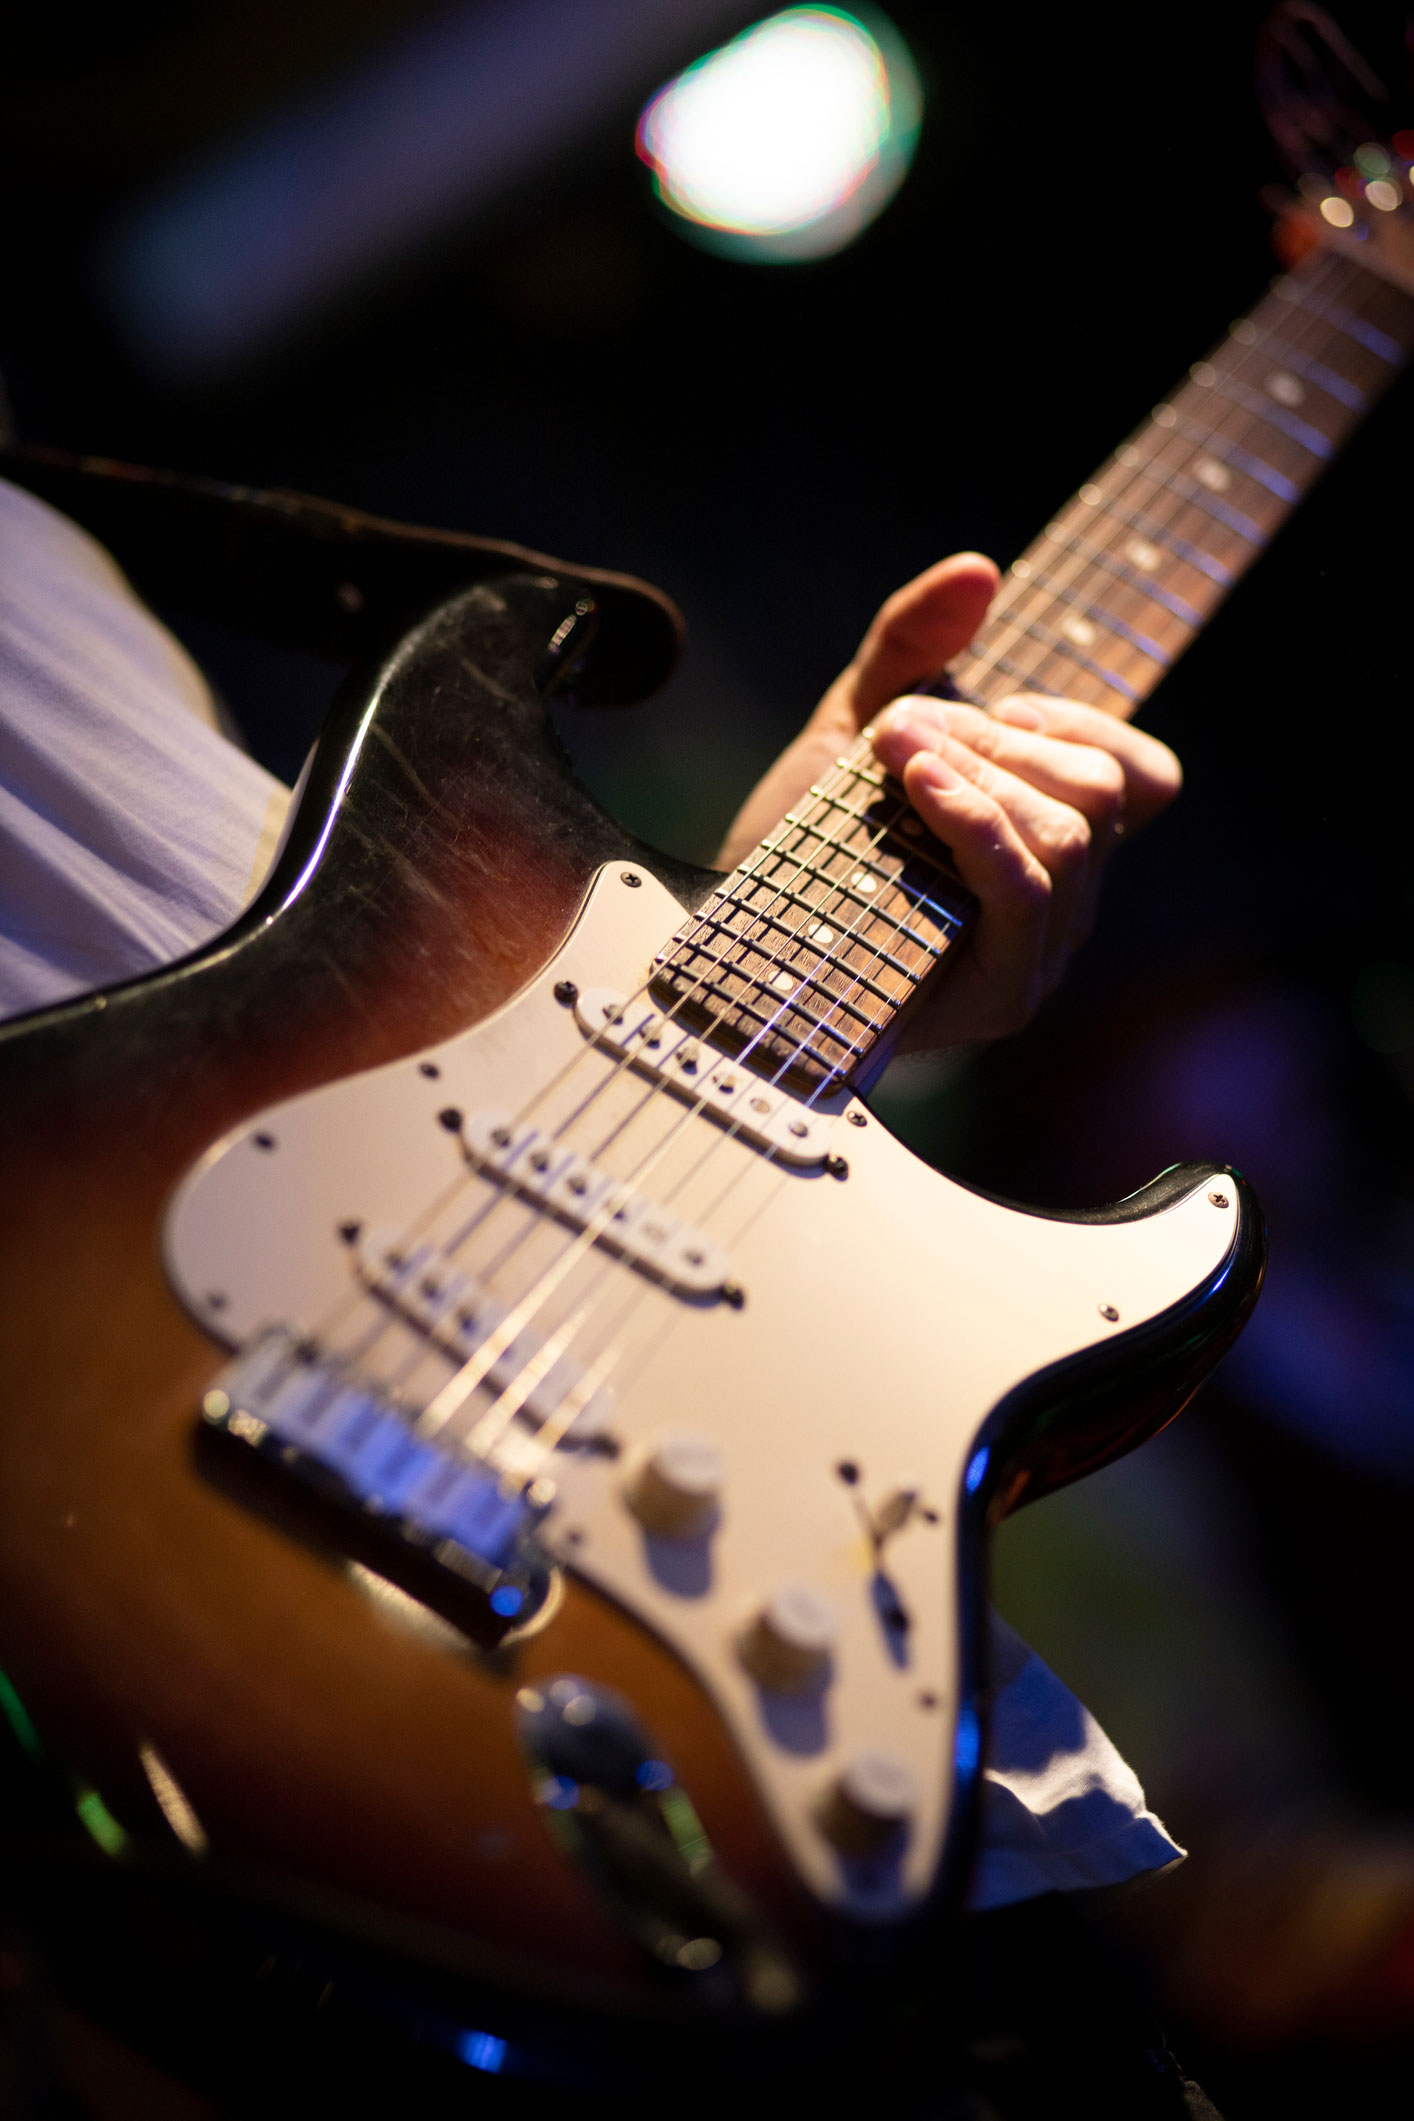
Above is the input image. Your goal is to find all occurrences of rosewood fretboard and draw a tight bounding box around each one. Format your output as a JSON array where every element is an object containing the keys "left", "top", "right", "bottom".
[{"left": 653, "top": 238, "right": 1414, "bottom": 1095}]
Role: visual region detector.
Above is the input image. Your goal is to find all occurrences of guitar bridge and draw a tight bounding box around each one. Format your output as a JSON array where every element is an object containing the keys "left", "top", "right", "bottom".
[{"left": 201, "top": 1327, "right": 554, "bottom": 1608}]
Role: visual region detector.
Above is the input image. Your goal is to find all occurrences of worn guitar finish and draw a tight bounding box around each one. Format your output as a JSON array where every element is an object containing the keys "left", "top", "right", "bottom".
[
  {"left": 18, "top": 192, "right": 1414, "bottom": 2038},
  {"left": 0, "top": 532, "right": 1260, "bottom": 2038}
]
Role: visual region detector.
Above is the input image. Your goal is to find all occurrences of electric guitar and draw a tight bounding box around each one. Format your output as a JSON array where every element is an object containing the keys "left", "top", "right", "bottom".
[{"left": 0, "top": 177, "right": 1409, "bottom": 2072}]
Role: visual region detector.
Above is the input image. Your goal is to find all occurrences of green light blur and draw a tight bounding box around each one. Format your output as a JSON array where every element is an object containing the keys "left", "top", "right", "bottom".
[
  {"left": 0, "top": 1665, "right": 42, "bottom": 1761},
  {"left": 75, "top": 1785, "right": 131, "bottom": 1858}
]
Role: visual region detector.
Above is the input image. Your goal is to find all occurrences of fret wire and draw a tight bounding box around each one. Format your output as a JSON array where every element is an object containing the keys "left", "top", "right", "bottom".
[
  {"left": 1017, "top": 577, "right": 1173, "bottom": 665},
  {"left": 1224, "top": 319, "right": 1368, "bottom": 407},
  {"left": 672, "top": 942, "right": 886, "bottom": 1042},
  {"left": 960, "top": 246, "right": 1398, "bottom": 711},
  {"left": 659, "top": 736, "right": 960, "bottom": 1083},
  {"left": 753, "top": 853, "right": 947, "bottom": 960},
  {"left": 721, "top": 911, "right": 914, "bottom": 1011},
  {"left": 1007, "top": 618, "right": 1146, "bottom": 698},
  {"left": 695, "top": 901, "right": 912, "bottom": 1010},
  {"left": 1273, "top": 273, "right": 1405, "bottom": 362},
  {"left": 745, "top": 870, "right": 942, "bottom": 966},
  {"left": 1146, "top": 445, "right": 1278, "bottom": 533},
  {"left": 775, "top": 806, "right": 923, "bottom": 900},
  {"left": 959, "top": 258, "right": 1341, "bottom": 695}
]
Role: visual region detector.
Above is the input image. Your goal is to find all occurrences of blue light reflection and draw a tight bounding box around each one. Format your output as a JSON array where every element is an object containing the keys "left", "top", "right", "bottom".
[{"left": 457, "top": 2029, "right": 507, "bottom": 2073}]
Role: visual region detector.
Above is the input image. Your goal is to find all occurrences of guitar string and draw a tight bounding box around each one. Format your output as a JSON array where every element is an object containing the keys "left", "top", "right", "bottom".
[
  {"left": 399, "top": 772, "right": 947, "bottom": 1449},
  {"left": 282, "top": 243, "right": 1388, "bottom": 1473},
  {"left": 321, "top": 235, "right": 1365, "bottom": 1356},
  {"left": 299, "top": 733, "right": 924, "bottom": 1376},
  {"left": 484, "top": 243, "right": 1414, "bottom": 1472},
  {"left": 288, "top": 732, "right": 930, "bottom": 1444},
  {"left": 466, "top": 243, "right": 1396, "bottom": 1456},
  {"left": 948, "top": 246, "right": 1362, "bottom": 707},
  {"left": 291, "top": 241, "right": 1368, "bottom": 1454}
]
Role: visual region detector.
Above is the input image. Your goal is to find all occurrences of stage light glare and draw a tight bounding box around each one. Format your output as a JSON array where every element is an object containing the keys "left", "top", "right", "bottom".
[{"left": 637, "top": 7, "right": 920, "bottom": 262}]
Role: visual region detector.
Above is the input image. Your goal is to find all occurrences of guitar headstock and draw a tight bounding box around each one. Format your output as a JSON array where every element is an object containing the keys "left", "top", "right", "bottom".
[
  {"left": 1270, "top": 139, "right": 1414, "bottom": 296},
  {"left": 1256, "top": 4, "right": 1414, "bottom": 294}
]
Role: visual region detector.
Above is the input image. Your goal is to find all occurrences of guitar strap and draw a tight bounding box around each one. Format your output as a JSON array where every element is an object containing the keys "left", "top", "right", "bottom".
[{"left": 0, "top": 443, "right": 684, "bottom": 709}]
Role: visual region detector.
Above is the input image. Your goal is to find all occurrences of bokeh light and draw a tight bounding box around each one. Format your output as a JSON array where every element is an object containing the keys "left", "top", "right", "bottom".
[{"left": 636, "top": 7, "right": 921, "bottom": 262}]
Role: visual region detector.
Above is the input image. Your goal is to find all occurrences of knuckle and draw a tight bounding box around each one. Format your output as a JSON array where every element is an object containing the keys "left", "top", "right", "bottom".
[{"left": 1044, "top": 812, "right": 1092, "bottom": 879}]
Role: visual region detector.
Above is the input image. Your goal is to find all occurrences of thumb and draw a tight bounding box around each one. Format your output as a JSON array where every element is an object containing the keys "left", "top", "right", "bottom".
[{"left": 830, "top": 551, "right": 1000, "bottom": 732}]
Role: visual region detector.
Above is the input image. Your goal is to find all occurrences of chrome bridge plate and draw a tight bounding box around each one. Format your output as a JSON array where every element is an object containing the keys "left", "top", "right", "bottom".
[
  {"left": 203, "top": 1327, "right": 552, "bottom": 1600},
  {"left": 573, "top": 988, "right": 832, "bottom": 1168}
]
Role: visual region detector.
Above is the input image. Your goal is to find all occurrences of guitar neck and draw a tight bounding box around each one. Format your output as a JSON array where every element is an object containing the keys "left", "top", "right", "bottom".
[
  {"left": 652, "top": 239, "right": 1414, "bottom": 1096},
  {"left": 953, "top": 240, "right": 1414, "bottom": 721}
]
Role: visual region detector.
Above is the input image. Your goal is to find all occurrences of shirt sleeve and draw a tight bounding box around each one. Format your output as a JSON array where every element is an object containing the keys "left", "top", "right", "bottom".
[{"left": 0, "top": 475, "right": 289, "bottom": 1021}]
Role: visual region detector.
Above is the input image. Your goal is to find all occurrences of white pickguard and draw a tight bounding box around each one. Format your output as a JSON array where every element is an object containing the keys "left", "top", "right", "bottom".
[{"left": 166, "top": 862, "right": 1238, "bottom": 1921}]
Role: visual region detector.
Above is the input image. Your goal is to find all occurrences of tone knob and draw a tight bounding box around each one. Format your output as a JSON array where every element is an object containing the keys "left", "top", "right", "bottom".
[
  {"left": 819, "top": 1751, "right": 918, "bottom": 1855},
  {"left": 624, "top": 1431, "right": 724, "bottom": 1537},
  {"left": 739, "top": 1583, "right": 837, "bottom": 1692}
]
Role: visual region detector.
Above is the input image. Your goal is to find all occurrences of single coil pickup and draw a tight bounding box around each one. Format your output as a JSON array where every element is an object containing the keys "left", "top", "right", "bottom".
[
  {"left": 572, "top": 990, "right": 833, "bottom": 1169},
  {"left": 355, "top": 1232, "right": 613, "bottom": 1451},
  {"left": 460, "top": 1110, "right": 732, "bottom": 1297},
  {"left": 201, "top": 1328, "right": 554, "bottom": 1589}
]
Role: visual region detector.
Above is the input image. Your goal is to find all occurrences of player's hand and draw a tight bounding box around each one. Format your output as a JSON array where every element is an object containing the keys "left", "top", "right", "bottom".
[{"left": 718, "top": 553, "right": 1182, "bottom": 1049}]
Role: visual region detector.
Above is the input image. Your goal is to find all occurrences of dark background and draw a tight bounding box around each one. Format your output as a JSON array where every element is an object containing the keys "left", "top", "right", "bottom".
[{"left": 4, "top": 3, "right": 1414, "bottom": 2114}]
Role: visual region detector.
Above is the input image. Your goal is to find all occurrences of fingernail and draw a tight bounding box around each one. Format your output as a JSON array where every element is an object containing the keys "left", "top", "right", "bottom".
[
  {"left": 886, "top": 696, "right": 949, "bottom": 735},
  {"left": 992, "top": 695, "right": 1045, "bottom": 729},
  {"left": 912, "top": 752, "right": 962, "bottom": 792}
]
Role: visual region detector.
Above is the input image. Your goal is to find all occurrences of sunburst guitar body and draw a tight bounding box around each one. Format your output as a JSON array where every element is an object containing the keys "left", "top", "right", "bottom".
[{"left": 0, "top": 552, "right": 1261, "bottom": 2067}]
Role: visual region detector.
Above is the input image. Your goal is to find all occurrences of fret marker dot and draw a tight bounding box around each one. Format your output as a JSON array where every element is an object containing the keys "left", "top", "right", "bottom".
[
  {"left": 1265, "top": 369, "right": 1305, "bottom": 407},
  {"left": 1152, "top": 404, "right": 1177, "bottom": 428},
  {"left": 1195, "top": 456, "right": 1232, "bottom": 493},
  {"left": 1116, "top": 445, "right": 1142, "bottom": 469},
  {"left": 1231, "top": 318, "right": 1258, "bottom": 345},
  {"left": 773, "top": 970, "right": 795, "bottom": 992},
  {"left": 1062, "top": 615, "right": 1097, "bottom": 648},
  {"left": 810, "top": 923, "right": 834, "bottom": 944},
  {"left": 1189, "top": 360, "right": 1216, "bottom": 387},
  {"left": 1011, "top": 557, "right": 1032, "bottom": 579},
  {"left": 850, "top": 872, "right": 876, "bottom": 892},
  {"left": 1124, "top": 538, "right": 1160, "bottom": 572},
  {"left": 1078, "top": 482, "right": 1103, "bottom": 506}
]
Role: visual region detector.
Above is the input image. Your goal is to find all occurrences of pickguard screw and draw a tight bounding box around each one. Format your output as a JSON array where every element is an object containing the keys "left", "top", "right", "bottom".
[
  {"left": 848, "top": 1110, "right": 868, "bottom": 1127},
  {"left": 722, "top": 1282, "right": 746, "bottom": 1309},
  {"left": 438, "top": 1107, "right": 464, "bottom": 1132},
  {"left": 253, "top": 1132, "right": 276, "bottom": 1151},
  {"left": 825, "top": 1154, "right": 850, "bottom": 1180},
  {"left": 554, "top": 980, "right": 579, "bottom": 1005},
  {"left": 1208, "top": 1190, "right": 1230, "bottom": 1208},
  {"left": 1099, "top": 1303, "right": 1120, "bottom": 1322},
  {"left": 419, "top": 1061, "right": 441, "bottom": 1078},
  {"left": 621, "top": 871, "right": 642, "bottom": 888}
]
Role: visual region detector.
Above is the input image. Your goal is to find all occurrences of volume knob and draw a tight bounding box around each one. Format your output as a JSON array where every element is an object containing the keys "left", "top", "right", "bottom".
[
  {"left": 820, "top": 1752, "right": 918, "bottom": 1855},
  {"left": 624, "top": 1431, "right": 724, "bottom": 1537},
  {"left": 739, "top": 1583, "right": 837, "bottom": 1692}
]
